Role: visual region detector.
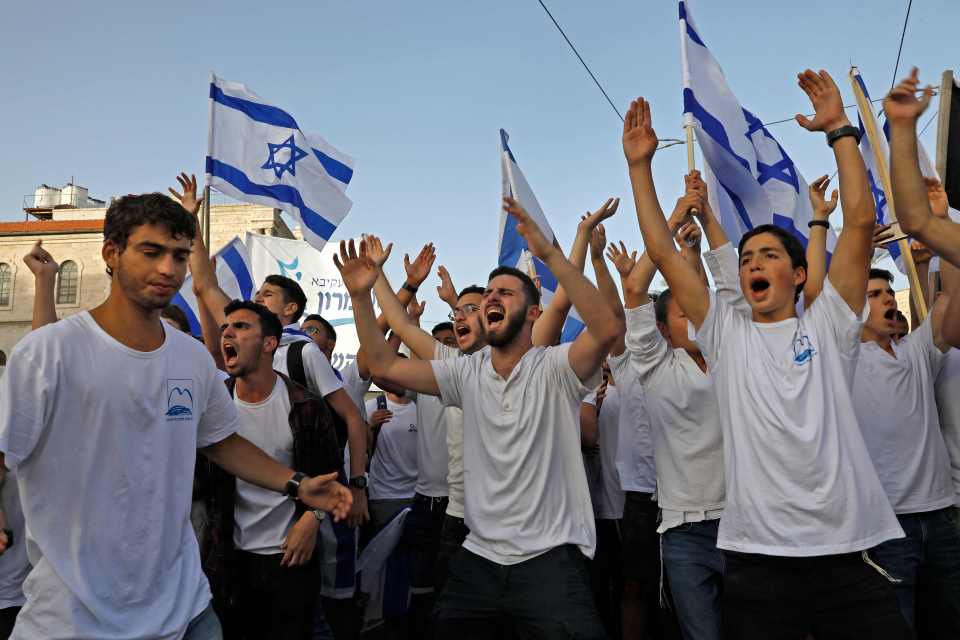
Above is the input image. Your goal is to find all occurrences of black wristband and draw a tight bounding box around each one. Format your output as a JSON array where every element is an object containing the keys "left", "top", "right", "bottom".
[
  {"left": 402, "top": 282, "right": 419, "bottom": 294},
  {"left": 826, "top": 125, "right": 861, "bottom": 148},
  {"left": 808, "top": 220, "right": 830, "bottom": 229},
  {"left": 284, "top": 472, "right": 306, "bottom": 500}
]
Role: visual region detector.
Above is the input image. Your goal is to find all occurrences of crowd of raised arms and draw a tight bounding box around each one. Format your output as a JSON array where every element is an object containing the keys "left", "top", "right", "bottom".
[{"left": 0, "top": 68, "right": 957, "bottom": 640}]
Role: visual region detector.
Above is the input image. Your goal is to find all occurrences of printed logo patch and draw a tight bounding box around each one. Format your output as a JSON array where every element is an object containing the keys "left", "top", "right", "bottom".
[
  {"left": 166, "top": 380, "right": 194, "bottom": 421},
  {"left": 792, "top": 335, "right": 817, "bottom": 365}
]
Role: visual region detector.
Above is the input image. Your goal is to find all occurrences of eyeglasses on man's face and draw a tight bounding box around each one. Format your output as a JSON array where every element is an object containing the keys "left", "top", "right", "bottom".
[{"left": 448, "top": 303, "right": 480, "bottom": 322}]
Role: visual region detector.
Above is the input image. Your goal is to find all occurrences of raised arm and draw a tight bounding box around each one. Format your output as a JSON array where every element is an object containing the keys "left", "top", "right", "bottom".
[
  {"left": 335, "top": 239, "right": 440, "bottom": 395},
  {"left": 940, "top": 257, "right": 960, "bottom": 348},
  {"left": 23, "top": 241, "right": 59, "bottom": 330},
  {"left": 624, "top": 97, "right": 710, "bottom": 327},
  {"left": 887, "top": 68, "right": 960, "bottom": 267},
  {"left": 504, "top": 197, "right": 624, "bottom": 382},
  {"left": 803, "top": 174, "right": 839, "bottom": 307},
  {"left": 590, "top": 223, "right": 627, "bottom": 354},
  {"left": 608, "top": 242, "right": 656, "bottom": 310},
  {"left": 795, "top": 70, "right": 875, "bottom": 311},
  {"left": 435, "top": 265, "right": 459, "bottom": 311},
  {"left": 685, "top": 171, "right": 730, "bottom": 251}
]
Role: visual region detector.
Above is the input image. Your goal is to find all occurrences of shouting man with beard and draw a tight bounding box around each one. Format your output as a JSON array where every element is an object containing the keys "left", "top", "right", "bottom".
[{"left": 334, "top": 196, "right": 623, "bottom": 639}]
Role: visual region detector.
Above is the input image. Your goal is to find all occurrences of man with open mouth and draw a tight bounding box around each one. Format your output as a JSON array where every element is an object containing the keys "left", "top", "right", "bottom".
[{"left": 335, "top": 192, "right": 624, "bottom": 637}]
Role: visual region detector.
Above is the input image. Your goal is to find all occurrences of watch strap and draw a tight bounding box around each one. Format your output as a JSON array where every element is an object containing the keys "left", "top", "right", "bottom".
[
  {"left": 826, "top": 125, "right": 861, "bottom": 148},
  {"left": 285, "top": 472, "right": 306, "bottom": 499}
]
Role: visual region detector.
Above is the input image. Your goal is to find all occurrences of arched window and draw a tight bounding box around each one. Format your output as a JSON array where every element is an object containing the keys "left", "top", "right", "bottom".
[
  {"left": 0, "top": 264, "right": 11, "bottom": 307},
  {"left": 56, "top": 261, "right": 79, "bottom": 305}
]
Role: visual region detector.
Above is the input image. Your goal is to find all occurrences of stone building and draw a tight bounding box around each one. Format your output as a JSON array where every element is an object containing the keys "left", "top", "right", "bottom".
[{"left": 0, "top": 198, "right": 294, "bottom": 363}]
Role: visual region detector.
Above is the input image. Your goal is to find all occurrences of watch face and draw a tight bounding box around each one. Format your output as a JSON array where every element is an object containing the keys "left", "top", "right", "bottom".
[{"left": 350, "top": 476, "right": 368, "bottom": 489}]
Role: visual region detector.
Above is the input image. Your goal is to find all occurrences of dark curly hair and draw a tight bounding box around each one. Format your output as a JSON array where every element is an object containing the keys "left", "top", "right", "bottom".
[{"left": 103, "top": 194, "right": 197, "bottom": 276}]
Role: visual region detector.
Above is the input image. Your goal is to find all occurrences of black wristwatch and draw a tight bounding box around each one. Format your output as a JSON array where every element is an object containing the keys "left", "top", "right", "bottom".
[
  {"left": 285, "top": 472, "right": 306, "bottom": 500},
  {"left": 826, "top": 125, "right": 861, "bottom": 148},
  {"left": 349, "top": 475, "right": 368, "bottom": 489}
]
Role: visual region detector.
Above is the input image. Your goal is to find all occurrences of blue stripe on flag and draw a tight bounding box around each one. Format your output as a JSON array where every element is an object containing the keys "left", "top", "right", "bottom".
[
  {"left": 220, "top": 244, "right": 254, "bottom": 300},
  {"left": 210, "top": 83, "right": 298, "bottom": 129},
  {"left": 682, "top": 89, "right": 751, "bottom": 173},
  {"left": 206, "top": 157, "right": 338, "bottom": 240},
  {"left": 312, "top": 148, "right": 354, "bottom": 185},
  {"left": 678, "top": 2, "right": 705, "bottom": 47},
  {"left": 171, "top": 292, "right": 202, "bottom": 336},
  {"left": 500, "top": 129, "right": 517, "bottom": 163}
]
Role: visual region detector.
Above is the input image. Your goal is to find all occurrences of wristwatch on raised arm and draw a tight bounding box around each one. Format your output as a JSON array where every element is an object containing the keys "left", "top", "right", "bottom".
[
  {"left": 284, "top": 472, "right": 306, "bottom": 500},
  {"left": 348, "top": 475, "right": 368, "bottom": 489}
]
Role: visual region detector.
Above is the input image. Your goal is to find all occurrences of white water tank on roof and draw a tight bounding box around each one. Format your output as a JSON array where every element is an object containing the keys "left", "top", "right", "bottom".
[
  {"left": 60, "top": 183, "right": 88, "bottom": 208},
  {"left": 34, "top": 185, "right": 61, "bottom": 208}
]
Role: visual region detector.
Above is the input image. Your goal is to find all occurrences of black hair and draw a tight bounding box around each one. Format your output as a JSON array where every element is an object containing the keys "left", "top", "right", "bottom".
[
  {"left": 869, "top": 268, "right": 895, "bottom": 284},
  {"left": 654, "top": 289, "right": 673, "bottom": 324},
  {"left": 263, "top": 274, "right": 308, "bottom": 323},
  {"left": 431, "top": 322, "right": 454, "bottom": 336},
  {"left": 303, "top": 313, "right": 336, "bottom": 341},
  {"left": 160, "top": 304, "right": 190, "bottom": 333},
  {"left": 487, "top": 266, "right": 541, "bottom": 307},
  {"left": 102, "top": 194, "right": 198, "bottom": 276},
  {"left": 223, "top": 299, "right": 283, "bottom": 348},
  {"left": 457, "top": 285, "right": 485, "bottom": 300},
  {"left": 737, "top": 224, "right": 807, "bottom": 301}
]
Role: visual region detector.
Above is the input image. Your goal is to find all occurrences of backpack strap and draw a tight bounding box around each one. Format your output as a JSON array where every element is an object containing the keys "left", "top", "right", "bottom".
[{"left": 286, "top": 341, "right": 308, "bottom": 389}]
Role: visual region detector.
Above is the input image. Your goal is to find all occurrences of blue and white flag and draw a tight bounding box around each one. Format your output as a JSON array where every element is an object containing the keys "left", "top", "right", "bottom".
[
  {"left": 172, "top": 236, "right": 254, "bottom": 336},
  {"left": 206, "top": 74, "right": 355, "bottom": 250},
  {"left": 498, "top": 129, "right": 585, "bottom": 342},
  {"left": 680, "top": 1, "right": 837, "bottom": 255}
]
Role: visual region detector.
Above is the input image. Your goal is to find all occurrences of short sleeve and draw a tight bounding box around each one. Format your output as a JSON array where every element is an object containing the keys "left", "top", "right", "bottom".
[
  {"left": 807, "top": 278, "right": 866, "bottom": 354},
  {"left": 703, "top": 242, "right": 751, "bottom": 316},
  {"left": 583, "top": 390, "right": 599, "bottom": 407},
  {"left": 693, "top": 290, "right": 734, "bottom": 365},
  {"left": 431, "top": 357, "right": 466, "bottom": 408},
  {"left": 196, "top": 364, "right": 239, "bottom": 448},
  {"left": 303, "top": 343, "right": 345, "bottom": 397},
  {"left": 433, "top": 342, "right": 460, "bottom": 361},
  {"left": 0, "top": 350, "right": 50, "bottom": 468},
  {"left": 547, "top": 343, "right": 597, "bottom": 400},
  {"left": 624, "top": 304, "right": 669, "bottom": 380}
]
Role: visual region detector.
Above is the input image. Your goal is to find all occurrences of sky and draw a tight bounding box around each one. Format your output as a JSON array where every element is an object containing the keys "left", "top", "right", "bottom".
[{"left": 1, "top": 0, "right": 954, "bottom": 325}]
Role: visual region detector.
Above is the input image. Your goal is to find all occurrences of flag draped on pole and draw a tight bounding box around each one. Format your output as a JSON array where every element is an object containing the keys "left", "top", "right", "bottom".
[
  {"left": 498, "top": 129, "right": 584, "bottom": 342},
  {"left": 172, "top": 237, "right": 254, "bottom": 335},
  {"left": 679, "top": 1, "right": 836, "bottom": 255},
  {"left": 206, "top": 74, "right": 356, "bottom": 250}
]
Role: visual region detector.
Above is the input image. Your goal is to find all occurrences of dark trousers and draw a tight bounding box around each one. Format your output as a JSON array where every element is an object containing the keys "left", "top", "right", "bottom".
[
  {"left": 227, "top": 550, "right": 317, "bottom": 640},
  {"left": 405, "top": 494, "right": 448, "bottom": 638},
  {"left": 435, "top": 545, "right": 606, "bottom": 639},
  {"left": 0, "top": 607, "right": 18, "bottom": 640},
  {"left": 435, "top": 513, "right": 470, "bottom": 596},
  {"left": 589, "top": 518, "right": 623, "bottom": 638},
  {"left": 722, "top": 549, "right": 913, "bottom": 640}
]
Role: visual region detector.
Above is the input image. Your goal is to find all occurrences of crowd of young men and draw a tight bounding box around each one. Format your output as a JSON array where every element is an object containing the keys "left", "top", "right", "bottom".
[{"left": 0, "top": 66, "right": 956, "bottom": 640}]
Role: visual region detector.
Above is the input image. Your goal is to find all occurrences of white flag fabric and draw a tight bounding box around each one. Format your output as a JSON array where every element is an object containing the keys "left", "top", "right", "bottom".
[
  {"left": 206, "top": 74, "right": 355, "bottom": 250},
  {"left": 172, "top": 237, "right": 253, "bottom": 335},
  {"left": 680, "top": 1, "right": 837, "bottom": 256},
  {"left": 498, "top": 129, "right": 585, "bottom": 342}
]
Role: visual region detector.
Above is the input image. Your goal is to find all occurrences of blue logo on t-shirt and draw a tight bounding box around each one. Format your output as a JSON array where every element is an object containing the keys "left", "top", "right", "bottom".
[
  {"left": 792, "top": 335, "right": 817, "bottom": 365},
  {"left": 166, "top": 380, "right": 194, "bottom": 420}
]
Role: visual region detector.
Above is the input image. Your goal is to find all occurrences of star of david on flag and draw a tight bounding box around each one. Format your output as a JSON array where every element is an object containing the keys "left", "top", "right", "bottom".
[{"left": 206, "top": 73, "right": 357, "bottom": 250}]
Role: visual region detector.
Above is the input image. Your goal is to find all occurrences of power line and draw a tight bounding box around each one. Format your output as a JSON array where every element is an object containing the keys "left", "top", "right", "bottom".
[
  {"left": 919, "top": 109, "right": 939, "bottom": 136},
  {"left": 890, "top": 0, "right": 914, "bottom": 91}
]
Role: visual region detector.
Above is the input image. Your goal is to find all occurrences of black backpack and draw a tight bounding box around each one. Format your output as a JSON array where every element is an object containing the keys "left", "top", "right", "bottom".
[{"left": 286, "top": 341, "right": 349, "bottom": 449}]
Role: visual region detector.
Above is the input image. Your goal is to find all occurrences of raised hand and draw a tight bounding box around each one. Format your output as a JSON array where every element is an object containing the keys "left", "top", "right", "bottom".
[
  {"left": 606, "top": 241, "right": 638, "bottom": 278},
  {"left": 809, "top": 175, "right": 839, "bottom": 220},
  {"left": 168, "top": 173, "right": 203, "bottom": 216},
  {"left": 362, "top": 234, "right": 393, "bottom": 268},
  {"left": 910, "top": 240, "right": 933, "bottom": 265},
  {"left": 578, "top": 197, "right": 620, "bottom": 235},
  {"left": 333, "top": 239, "right": 381, "bottom": 296},
  {"left": 23, "top": 240, "right": 59, "bottom": 279},
  {"left": 884, "top": 68, "right": 933, "bottom": 125},
  {"left": 623, "top": 97, "right": 659, "bottom": 166},
  {"left": 503, "top": 196, "right": 557, "bottom": 261},
  {"left": 925, "top": 177, "right": 949, "bottom": 219},
  {"left": 872, "top": 223, "right": 895, "bottom": 250},
  {"left": 589, "top": 223, "right": 607, "bottom": 260},
  {"left": 408, "top": 298, "right": 426, "bottom": 323},
  {"left": 436, "top": 265, "right": 458, "bottom": 308},
  {"left": 795, "top": 69, "right": 850, "bottom": 133},
  {"left": 297, "top": 472, "right": 353, "bottom": 522},
  {"left": 668, "top": 191, "right": 702, "bottom": 232},
  {"left": 676, "top": 220, "right": 702, "bottom": 254},
  {"left": 403, "top": 243, "right": 436, "bottom": 286}
]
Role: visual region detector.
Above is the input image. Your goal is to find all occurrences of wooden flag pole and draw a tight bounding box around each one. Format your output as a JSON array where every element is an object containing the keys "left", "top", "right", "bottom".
[
  {"left": 935, "top": 70, "right": 955, "bottom": 184},
  {"left": 682, "top": 125, "right": 699, "bottom": 244},
  {"left": 202, "top": 186, "right": 212, "bottom": 258},
  {"left": 848, "top": 68, "right": 928, "bottom": 321}
]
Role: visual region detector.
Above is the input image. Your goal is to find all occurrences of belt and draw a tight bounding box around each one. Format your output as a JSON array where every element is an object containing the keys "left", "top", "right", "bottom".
[{"left": 414, "top": 493, "right": 449, "bottom": 512}]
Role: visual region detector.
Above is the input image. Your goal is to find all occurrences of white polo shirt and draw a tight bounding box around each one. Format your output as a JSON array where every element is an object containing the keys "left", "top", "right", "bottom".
[
  {"left": 605, "top": 352, "right": 656, "bottom": 495},
  {"left": 936, "top": 349, "right": 960, "bottom": 505},
  {"left": 432, "top": 343, "right": 598, "bottom": 564},
  {"left": 694, "top": 280, "right": 903, "bottom": 556},
  {"left": 435, "top": 343, "right": 466, "bottom": 518},
  {"left": 583, "top": 387, "right": 626, "bottom": 519},
  {"left": 412, "top": 392, "right": 450, "bottom": 498}
]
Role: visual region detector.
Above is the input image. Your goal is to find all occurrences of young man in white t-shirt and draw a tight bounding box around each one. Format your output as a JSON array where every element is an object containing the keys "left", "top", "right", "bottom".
[
  {"left": 0, "top": 193, "right": 351, "bottom": 639},
  {"left": 335, "top": 197, "right": 623, "bottom": 637},
  {"left": 622, "top": 71, "right": 910, "bottom": 638},
  {"left": 365, "top": 391, "right": 419, "bottom": 530}
]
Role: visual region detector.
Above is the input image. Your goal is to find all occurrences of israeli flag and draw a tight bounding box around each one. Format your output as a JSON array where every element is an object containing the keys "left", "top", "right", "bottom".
[
  {"left": 206, "top": 74, "right": 355, "bottom": 250},
  {"left": 498, "top": 129, "right": 585, "bottom": 342},
  {"left": 172, "top": 237, "right": 254, "bottom": 336},
  {"left": 680, "top": 1, "right": 837, "bottom": 255}
]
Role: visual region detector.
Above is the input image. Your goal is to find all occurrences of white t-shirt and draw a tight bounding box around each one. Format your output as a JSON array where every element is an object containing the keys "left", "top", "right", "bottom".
[
  {"left": 413, "top": 393, "right": 450, "bottom": 498},
  {"left": 0, "top": 468, "right": 30, "bottom": 609},
  {"left": 366, "top": 398, "right": 419, "bottom": 500},
  {"left": 341, "top": 361, "right": 372, "bottom": 421},
  {"left": 436, "top": 343, "right": 466, "bottom": 518},
  {"left": 694, "top": 281, "right": 903, "bottom": 556},
  {"left": 0, "top": 313, "right": 239, "bottom": 639},
  {"left": 584, "top": 388, "right": 626, "bottom": 520},
  {"left": 233, "top": 378, "right": 296, "bottom": 554},
  {"left": 936, "top": 349, "right": 960, "bottom": 505},
  {"left": 623, "top": 302, "right": 725, "bottom": 533},
  {"left": 432, "top": 343, "right": 598, "bottom": 564},
  {"left": 854, "top": 318, "right": 953, "bottom": 514},
  {"left": 606, "top": 352, "right": 656, "bottom": 494},
  {"left": 274, "top": 329, "right": 343, "bottom": 399}
]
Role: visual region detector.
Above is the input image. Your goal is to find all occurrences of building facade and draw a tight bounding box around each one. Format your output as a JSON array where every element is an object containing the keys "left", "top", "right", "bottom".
[{"left": 0, "top": 202, "right": 294, "bottom": 363}]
